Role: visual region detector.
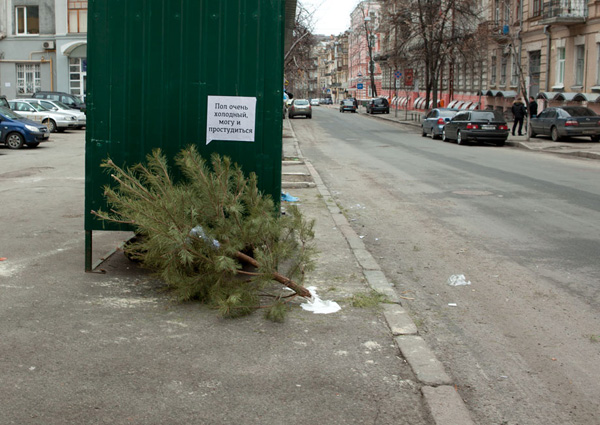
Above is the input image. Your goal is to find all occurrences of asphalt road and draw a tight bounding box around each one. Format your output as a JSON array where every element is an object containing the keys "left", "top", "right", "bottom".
[{"left": 291, "top": 106, "right": 600, "bottom": 425}]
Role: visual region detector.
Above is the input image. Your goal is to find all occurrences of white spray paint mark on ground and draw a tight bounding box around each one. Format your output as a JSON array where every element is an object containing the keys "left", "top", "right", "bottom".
[
  {"left": 87, "top": 297, "right": 158, "bottom": 309},
  {"left": 301, "top": 286, "right": 341, "bottom": 314}
]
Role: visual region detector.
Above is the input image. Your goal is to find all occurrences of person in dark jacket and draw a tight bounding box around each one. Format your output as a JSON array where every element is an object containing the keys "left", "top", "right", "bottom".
[
  {"left": 511, "top": 98, "right": 526, "bottom": 136},
  {"left": 528, "top": 96, "right": 538, "bottom": 118}
]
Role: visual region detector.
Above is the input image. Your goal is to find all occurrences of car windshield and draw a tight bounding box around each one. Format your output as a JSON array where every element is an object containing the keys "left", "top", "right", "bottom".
[
  {"left": 294, "top": 100, "right": 309, "bottom": 106},
  {"left": 562, "top": 107, "right": 597, "bottom": 117},
  {"left": 30, "top": 102, "right": 50, "bottom": 112},
  {"left": 0, "top": 106, "right": 24, "bottom": 119},
  {"left": 43, "top": 100, "right": 71, "bottom": 110},
  {"left": 439, "top": 110, "right": 457, "bottom": 117},
  {"left": 472, "top": 111, "right": 503, "bottom": 121}
]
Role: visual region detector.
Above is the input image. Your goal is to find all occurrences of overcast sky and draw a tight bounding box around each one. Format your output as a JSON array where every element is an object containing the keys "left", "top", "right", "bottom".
[{"left": 300, "top": 0, "right": 361, "bottom": 35}]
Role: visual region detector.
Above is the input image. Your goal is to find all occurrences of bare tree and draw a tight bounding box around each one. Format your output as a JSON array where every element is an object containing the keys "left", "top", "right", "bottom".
[{"left": 284, "top": 2, "right": 318, "bottom": 99}]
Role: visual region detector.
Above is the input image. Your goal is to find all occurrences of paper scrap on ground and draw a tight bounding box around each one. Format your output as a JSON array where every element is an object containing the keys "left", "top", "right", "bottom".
[
  {"left": 301, "top": 286, "right": 341, "bottom": 314},
  {"left": 447, "top": 274, "right": 471, "bottom": 286}
]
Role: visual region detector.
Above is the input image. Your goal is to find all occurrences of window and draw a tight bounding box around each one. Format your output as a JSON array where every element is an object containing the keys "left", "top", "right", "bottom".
[
  {"left": 68, "top": 1, "right": 88, "bottom": 33},
  {"left": 494, "top": 0, "right": 500, "bottom": 25},
  {"left": 500, "top": 55, "right": 508, "bottom": 85},
  {"left": 511, "top": 54, "right": 519, "bottom": 87},
  {"left": 575, "top": 44, "right": 585, "bottom": 86},
  {"left": 491, "top": 56, "right": 497, "bottom": 85},
  {"left": 69, "top": 58, "right": 87, "bottom": 98},
  {"left": 533, "top": 0, "right": 542, "bottom": 17},
  {"left": 597, "top": 44, "right": 600, "bottom": 85},
  {"left": 556, "top": 47, "right": 565, "bottom": 86},
  {"left": 16, "top": 64, "right": 41, "bottom": 94},
  {"left": 15, "top": 6, "right": 39, "bottom": 35}
]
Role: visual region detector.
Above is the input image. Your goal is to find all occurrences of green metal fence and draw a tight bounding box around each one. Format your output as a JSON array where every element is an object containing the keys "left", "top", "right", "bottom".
[{"left": 85, "top": 0, "right": 288, "bottom": 270}]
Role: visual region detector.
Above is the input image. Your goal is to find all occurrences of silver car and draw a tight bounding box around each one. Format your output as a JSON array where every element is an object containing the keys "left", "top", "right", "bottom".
[
  {"left": 422, "top": 108, "right": 458, "bottom": 139},
  {"left": 25, "top": 98, "right": 86, "bottom": 129},
  {"left": 8, "top": 99, "right": 79, "bottom": 132}
]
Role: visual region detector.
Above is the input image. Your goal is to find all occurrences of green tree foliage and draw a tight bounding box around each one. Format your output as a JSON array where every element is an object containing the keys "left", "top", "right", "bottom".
[{"left": 93, "top": 146, "right": 316, "bottom": 320}]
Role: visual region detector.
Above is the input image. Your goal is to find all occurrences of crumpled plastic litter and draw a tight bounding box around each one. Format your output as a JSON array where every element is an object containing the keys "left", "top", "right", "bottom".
[
  {"left": 301, "top": 286, "right": 341, "bottom": 314},
  {"left": 281, "top": 192, "right": 299, "bottom": 202},
  {"left": 187, "top": 225, "right": 220, "bottom": 249},
  {"left": 447, "top": 274, "right": 471, "bottom": 286}
]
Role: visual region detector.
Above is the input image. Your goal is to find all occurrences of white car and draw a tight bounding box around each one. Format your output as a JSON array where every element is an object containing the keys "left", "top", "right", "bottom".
[
  {"left": 25, "top": 98, "right": 86, "bottom": 129},
  {"left": 8, "top": 99, "right": 79, "bottom": 132},
  {"left": 310, "top": 99, "right": 320, "bottom": 106}
]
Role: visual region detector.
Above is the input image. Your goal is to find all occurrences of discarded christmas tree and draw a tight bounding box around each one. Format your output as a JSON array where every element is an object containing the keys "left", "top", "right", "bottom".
[{"left": 92, "top": 146, "right": 316, "bottom": 320}]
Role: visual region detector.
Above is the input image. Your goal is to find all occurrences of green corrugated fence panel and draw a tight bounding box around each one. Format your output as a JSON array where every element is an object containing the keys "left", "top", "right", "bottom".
[{"left": 85, "top": 0, "right": 285, "bottom": 232}]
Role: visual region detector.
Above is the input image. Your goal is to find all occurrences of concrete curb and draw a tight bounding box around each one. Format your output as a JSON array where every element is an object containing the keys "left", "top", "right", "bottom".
[{"left": 286, "top": 119, "right": 476, "bottom": 425}]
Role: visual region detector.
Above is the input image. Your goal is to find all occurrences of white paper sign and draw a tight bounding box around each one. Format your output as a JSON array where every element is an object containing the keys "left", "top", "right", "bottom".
[{"left": 206, "top": 96, "right": 257, "bottom": 145}]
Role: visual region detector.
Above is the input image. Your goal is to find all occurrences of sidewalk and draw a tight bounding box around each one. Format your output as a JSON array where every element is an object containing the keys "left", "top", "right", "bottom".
[
  {"left": 0, "top": 129, "right": 473, "bottom": 424},
  {"left": 365, "top": 107, "right": 600, "bottom": 160}
]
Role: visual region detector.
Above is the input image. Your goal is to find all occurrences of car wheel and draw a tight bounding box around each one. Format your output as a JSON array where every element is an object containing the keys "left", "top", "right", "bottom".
[
  {"left": 442, "top": 129, "right": 449, "bottom": 142},
  {"left": 456, "top": 130, "right": 464, "bottom": 145},
  {"left": 27, "top": 142, "right": 40, "bottom": 148},
  {"left": 551, "top": 126, "right": 560, "bottom": 142},
  {"left": 528, "top": 126, "right": 536, "bottom": 138},
  {"left": 43, "top": 119, "right": 57, "bottom": 133},
  {"left": 431, "top": 129, "right": 440, "bottom": 140},
  {"left": 591, "top": 135, "right": 599, "bottom": 143},
  {"left": 421, "top": 127, "right": 427, "bottom": 137},
  {"left": 6, "top": 132, "right": 24, "bottom": 149},
  {"left": 495, "top": 141, "right": 505, "bottom": 147},
  {"left": 307, "top": 115, "right": 312, "bottom": 119}
]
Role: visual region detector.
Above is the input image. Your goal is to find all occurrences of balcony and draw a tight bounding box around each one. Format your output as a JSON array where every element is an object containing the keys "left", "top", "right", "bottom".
[{"left": 541, "top": 0, "right": 587, "bottom": 25}]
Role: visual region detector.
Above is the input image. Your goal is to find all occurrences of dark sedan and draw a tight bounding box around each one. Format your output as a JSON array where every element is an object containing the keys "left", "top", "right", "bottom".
[
  {"left": 529, "top": 106, "right": 600, "bottom": 142},
  {"left": 421, "top": 108, "right": 458, "bottom": 139},
  {"left": 340, "top": 99, "right": 357, "bottom": 113},
  {"left": 366, "top": 98, "right": 389, "bottom": 114},
  {"left": 442, "top": 110, "right": 509, "bottom": 146}
]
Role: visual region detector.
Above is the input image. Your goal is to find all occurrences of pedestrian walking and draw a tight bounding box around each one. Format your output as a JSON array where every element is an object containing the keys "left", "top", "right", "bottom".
[
  {"left": 511, "top": 97, "right": 527, "bottom": 136},
  {"left": 528, "top": 96, "right": 538, "bottom": 118}
]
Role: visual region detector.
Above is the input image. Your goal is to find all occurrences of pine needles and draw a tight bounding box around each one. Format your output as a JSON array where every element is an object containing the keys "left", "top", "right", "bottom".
[{"left": 92, "top": 146, "right": 316, "bottom": 321}]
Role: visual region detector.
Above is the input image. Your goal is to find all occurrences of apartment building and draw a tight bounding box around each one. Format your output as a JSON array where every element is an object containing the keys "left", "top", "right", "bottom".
[
  {"left": 484, "top": 0, "right": 600, "bottom": 113},
  {"left": 0, "top": 0, "right": 87, "bottom": 100},
  {"left": 348, "top": 0, "right": 383, "bottom": 99}
]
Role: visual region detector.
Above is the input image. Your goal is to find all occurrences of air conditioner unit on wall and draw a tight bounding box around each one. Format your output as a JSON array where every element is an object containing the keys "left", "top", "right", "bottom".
[{"left": 43, "top": 41, "right": 55, "bottom": 50}]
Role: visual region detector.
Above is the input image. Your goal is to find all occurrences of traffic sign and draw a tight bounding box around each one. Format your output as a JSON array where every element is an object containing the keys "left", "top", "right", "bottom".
[
  {"left": 357, "top": 83, "right": 364, "bottom": 90},
  {"left": 394, "top": 71, "right": 402, "bottom": 79}
]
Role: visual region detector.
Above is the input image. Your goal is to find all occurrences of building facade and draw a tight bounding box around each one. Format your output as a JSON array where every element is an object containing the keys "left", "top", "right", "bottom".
[
  {"left": 0, "top": 0, "right": 87, "bottom": 100},
  {"left": 348, "top": 0, "right": 383, "bottom": 100}
]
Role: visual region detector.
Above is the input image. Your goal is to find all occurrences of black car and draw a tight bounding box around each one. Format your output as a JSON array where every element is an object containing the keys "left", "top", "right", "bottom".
[
  {"left": 340, "top": 99, "right": 357, "bottom": 113},
  {"left": 443, "top": 110, "right": 509, "bottom": 146},
  {"left": 421, "top": 108, "right": 458, "bottom": 139},
  {"left": 0, "top": 95, "right": 8, "bottom": 108},
  {"left": 32, "top": 91, "right": 86, "bottom": 114},
  {"left": 366, "top": 98, "right": 389, "bottom": 114},
  {"left": 529, "top": 106, "right": 600, "bottom": 142}
]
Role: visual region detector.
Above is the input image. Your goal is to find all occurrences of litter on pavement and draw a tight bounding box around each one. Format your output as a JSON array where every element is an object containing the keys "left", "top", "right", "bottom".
[
  {"left": 281, "top": 192, "right": 299, "bottom": 202},
  {"left": 301, "top": 286, "right": 341, "bottom": 314},
  {"left": 447, "top": 274, "right": 471, "bottom": 286}
]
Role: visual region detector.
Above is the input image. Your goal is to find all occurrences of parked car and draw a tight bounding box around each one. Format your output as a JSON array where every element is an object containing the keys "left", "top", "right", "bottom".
[
  {"left": 8, "top": 99, "right": 79, "bottom": 133},
  {"left": 324, "top": 98, "right": 333, "bottom": 105},
  {"left": 443, "top": 110, "right": 509, "bottom": 146},
  {"left": 21, "top": 98, "right": 86, "bottom": 129},
  {"left": 421, "top": 108, "right": 458, "bottom": 139},
  {"left": 288, "top": 99, "right": 312, "bottom": 119},
  {"left": 310, "top": 99, "right": 320, "bottom": 106},
  {"left": 366, "top": 98, "right": 390, "bottom": 114},
  {"left": 0, "top": 95, "right": 8, "bottom": 108},
  {"left": 339, "top": 99, "right": 357, "bottom": 113},
  {"left": 32, "top": 91, "right": 86, "bottom": 114},
  {"left": 529, "top": 106, "right": 600, "bottom": 142},
  {"left": 0, "top": 106, "right": 50, "bottom": 149}
]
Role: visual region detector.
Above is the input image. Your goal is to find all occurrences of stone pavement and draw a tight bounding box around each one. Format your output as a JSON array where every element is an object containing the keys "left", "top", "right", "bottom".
[{"left": 0, "top": 129, "right": 474, "bottom": 424}]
